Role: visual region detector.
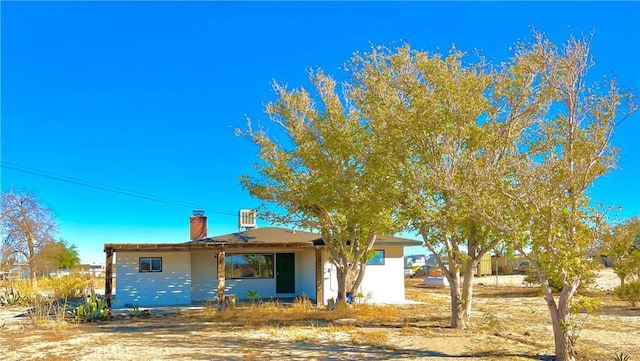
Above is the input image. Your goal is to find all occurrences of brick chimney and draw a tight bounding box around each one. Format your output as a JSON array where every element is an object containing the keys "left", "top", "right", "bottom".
[{"left": 190, "top": 210, "right": 207, "bottom": 240}]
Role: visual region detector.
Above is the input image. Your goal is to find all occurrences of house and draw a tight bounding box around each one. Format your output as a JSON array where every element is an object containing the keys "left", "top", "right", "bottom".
[{"left": 103, "top": 211, "right": 422, "bottom": 308}]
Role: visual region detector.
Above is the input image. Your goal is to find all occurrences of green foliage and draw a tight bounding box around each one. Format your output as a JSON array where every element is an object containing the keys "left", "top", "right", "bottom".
[
  {"left": 71, "top": 290, "right": 110, "bottom": 322},
  {"left": 36, "top": 239, "right": 81, "bottom": 273},
  {"left": 605, "top": 217, "right": 640, "bottom": 285},
  {"left": 246, "top": 290, "right": 260, "bottom": 304},
  {"left": 239, "top": 68, "right": 402, "bottom": 301},
  {"left": 614, "top": 280, "right": 640, "bottom": 307},
  {"left": 523, "top": 267, "right": 563, "bottom": 293}
]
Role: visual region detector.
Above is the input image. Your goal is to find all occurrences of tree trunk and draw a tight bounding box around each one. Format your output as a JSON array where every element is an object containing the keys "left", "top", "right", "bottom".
[
  {"left": 460, "top": 259, "right": 477, "bottom": 329},
  {"left": 542, "top": 279, "right": 579, "bottom": 361},
  {"left": 335, "top": 267, "right": 350, "bottom": 304},
  {"left": 446, "top": 271, "right": 463, "bottom": 328}
]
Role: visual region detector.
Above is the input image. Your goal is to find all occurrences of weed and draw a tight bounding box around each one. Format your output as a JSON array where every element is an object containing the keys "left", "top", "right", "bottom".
[
  {"left": 127, "top": 304, "right": 150, "bottom": 318},
  {"left": 292, "top": 294, "right": 314, "bottom": 312},
  {"left": 26, "top": 297, "right": 67, "bottom": 328},
  {"left": 614, "top": 280, "right": 640, "bottom": 307},
  {"left": 481, "top": 312, "right": 502, "bottom": 333},
  {"left": 246, "top": 290, "right": 260, "bottom": 305},
  {"left": 351, "top": 329, "right": 388, "bottom": 347}
]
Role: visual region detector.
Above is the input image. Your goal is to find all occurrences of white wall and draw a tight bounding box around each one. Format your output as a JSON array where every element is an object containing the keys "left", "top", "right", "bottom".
[
  {"left": 190, "top": 249, "right": 318, "bottom": 302},
  {"left": 360, "top": 246, "right": 406, "bottom": 303},
  {"left": 323, "top": 246, "right": 407, "bottom": 304},
  {"left": 114, "top": 252, "right": 191, "bottom": 307},
  {"left": 191, "top": 251, "right": 217, "bottom": 302}
]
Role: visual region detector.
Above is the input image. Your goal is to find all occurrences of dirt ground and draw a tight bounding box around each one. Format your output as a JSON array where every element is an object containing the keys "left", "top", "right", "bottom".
[{"left": 1, "top": 268, "right": 638, "bottom": 361}]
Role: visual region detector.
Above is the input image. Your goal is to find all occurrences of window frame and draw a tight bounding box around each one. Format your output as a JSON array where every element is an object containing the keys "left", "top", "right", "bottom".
[
  {"left": 225, "top": 253, "right": 274, "bottom": 279},
  {"left": 366, "top": 250, "right": 385, "bottom": 266},
  {"left": 139, "top": 257, "right": 163, "bottom": 273}
]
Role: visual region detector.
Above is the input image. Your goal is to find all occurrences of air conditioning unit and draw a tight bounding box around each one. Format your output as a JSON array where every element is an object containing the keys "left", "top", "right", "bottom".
[{"left": 238, "top": 209, "right": 257, "bottom": 230}]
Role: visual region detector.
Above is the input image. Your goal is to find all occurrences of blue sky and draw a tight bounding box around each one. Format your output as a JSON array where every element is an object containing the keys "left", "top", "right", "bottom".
[{"left": 2, "top": 2, "right": 639, "bottom": 264}]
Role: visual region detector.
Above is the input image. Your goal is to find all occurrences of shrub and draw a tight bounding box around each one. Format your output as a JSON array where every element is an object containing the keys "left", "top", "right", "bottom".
[
  {"left": 614, "top": 280, "right": 640, "bottom": 307},
  {"left": 71, "top": 290, "right": 110, "bottom": 322},
  {"left": 26, "top": 298, "right": 67, "bottom": 328},
  {"left": 0, "top": 286, "right": 23, "bottom": 306},
  {"left": 42, "top": 275, "right": 88, "bottom": 300}
]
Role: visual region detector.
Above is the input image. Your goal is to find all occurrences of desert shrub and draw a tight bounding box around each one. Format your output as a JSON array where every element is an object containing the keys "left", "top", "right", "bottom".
[
  {"left": 26, "top": 298, "right": 67, "bottom": 328},
  {"left": 614, "top": 280, "right": 640, "bottom": 307},
  {"left": 41, "top": 275, "right": 88, "bottom": 300},
  {"left": 2, "top": 279, "right": 39, "bottom": 305},
  {"left": 71, "top": 290, "right": 110, "bottom": 322}
]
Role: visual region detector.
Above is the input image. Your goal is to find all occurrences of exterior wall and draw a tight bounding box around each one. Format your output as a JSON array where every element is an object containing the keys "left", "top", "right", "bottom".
[
  {"left": 114, "top": 252, "right": 191, "bottom": 307},
  {"left": 359, "top": 246, "right": 406, "bottom": 303},
  {"left": 190, "top": 248, "right": 318, "bottom": 302},
  {"left": 323, "top": 245, "right": 407, "bottom": 304},
  {"left": 191, "top": 251, "right": 217, "bottom": 302}
]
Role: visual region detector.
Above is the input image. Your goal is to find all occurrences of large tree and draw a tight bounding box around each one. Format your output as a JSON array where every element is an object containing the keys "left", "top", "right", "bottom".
[
  {"left": 240, "top": 72, "right": 401, "bottom": 303},
  {"left": 502, "top": 34, "right": 637, "bottom": 361},
  {"left": 35, "top": 239, "right": 81, "bottom": 275},
  {"left": 1, "top": 189, "right": 58, "bottom": 282},
  {"left": 349, "top": 43, "right": 548, "bottom": 328}
]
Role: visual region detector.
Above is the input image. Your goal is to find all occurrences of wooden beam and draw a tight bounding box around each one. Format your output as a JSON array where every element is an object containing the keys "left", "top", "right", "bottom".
[
  {"left": 105, "top": 247, "right": 114, "bottom": 309},
  {"left": 315, "top": 247, "right": 324, "bottom": 306},
  {"left": 217, "top": 249, "right": 225, "bottom": 306}
]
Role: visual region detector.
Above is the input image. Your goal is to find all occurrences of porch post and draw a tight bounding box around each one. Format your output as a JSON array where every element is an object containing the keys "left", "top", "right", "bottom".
[
  {"left": 105, "top": 247, "right": 114, "bottom": 309},
  {"left": 217, "top": 248, "right": 225, "bottom": 305},
  {"left": 315, "top": 247, "right": 324, "bottom": 306}
]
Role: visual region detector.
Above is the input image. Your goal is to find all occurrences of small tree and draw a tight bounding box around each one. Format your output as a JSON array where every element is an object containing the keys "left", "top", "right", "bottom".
[
  {"left": 1, "top": 189, "right": 58, "bottom": 283},
  {"left": 605, "top": 217, "right": 640, "bottom": 286},
  {"left": 240, "top": 72, "right": 401, "bottom": 303}
]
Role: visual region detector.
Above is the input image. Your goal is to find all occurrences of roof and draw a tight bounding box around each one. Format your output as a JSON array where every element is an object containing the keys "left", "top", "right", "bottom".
[
  {"left": 104, "top": 227, "right": 422, "bottom": 252},
  {"left": 202, "top": 227, "right": 323, "bottom": 245}
]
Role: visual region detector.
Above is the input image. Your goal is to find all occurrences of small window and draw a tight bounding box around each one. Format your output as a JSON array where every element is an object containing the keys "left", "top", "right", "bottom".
[
  {"left": 367, "top": 250, "right": 385, "bottom": 265},
  {"left": 139, "top": 257, "right": 162, "bottom": 272}
]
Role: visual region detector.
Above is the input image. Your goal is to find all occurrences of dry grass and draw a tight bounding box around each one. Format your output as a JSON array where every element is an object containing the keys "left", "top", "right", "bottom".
[{"left": 1, "top": 275, "right": 639, "bottom": 361}]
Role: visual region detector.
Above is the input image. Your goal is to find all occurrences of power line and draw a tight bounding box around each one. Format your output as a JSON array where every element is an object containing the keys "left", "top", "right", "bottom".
[{"left": 1, "top": 161, "right": 240, "bottom": 217}]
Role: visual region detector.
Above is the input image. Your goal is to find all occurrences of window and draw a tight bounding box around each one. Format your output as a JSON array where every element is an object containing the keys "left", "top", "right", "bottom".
[
  {"left": 139, "top": 257, "right": 162, "bottom": 272},
  {"left": 367, "top": 250, "right": 385, "bottom": 265},
  {"left": 225, "top": 254, "right": 274, "bottom": 279}
]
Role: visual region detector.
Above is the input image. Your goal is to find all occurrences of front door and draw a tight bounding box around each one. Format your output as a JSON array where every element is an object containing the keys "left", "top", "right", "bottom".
[{"left": 276, "top": 253, "right": 295, "bottom": 293}]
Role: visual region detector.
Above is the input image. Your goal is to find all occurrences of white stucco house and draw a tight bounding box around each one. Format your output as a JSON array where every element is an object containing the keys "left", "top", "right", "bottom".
[{"left": 103, "top": 212, "right": 421, "bottom": 308}]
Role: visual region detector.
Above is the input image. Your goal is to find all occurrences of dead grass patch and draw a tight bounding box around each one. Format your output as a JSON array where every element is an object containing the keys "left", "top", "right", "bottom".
[{"left": 1, "top": 274, "right": 638, "bottom": 360}]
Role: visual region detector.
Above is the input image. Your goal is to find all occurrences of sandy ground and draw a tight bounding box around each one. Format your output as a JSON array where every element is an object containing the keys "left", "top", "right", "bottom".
[{"left": 0, "top": 268, "right": 636, "bottom": 361}]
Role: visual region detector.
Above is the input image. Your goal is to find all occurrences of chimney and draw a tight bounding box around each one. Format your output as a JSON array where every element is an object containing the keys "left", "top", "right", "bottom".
[{"left": 190, "top": 210, "right": 207, "bottom": 240}]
